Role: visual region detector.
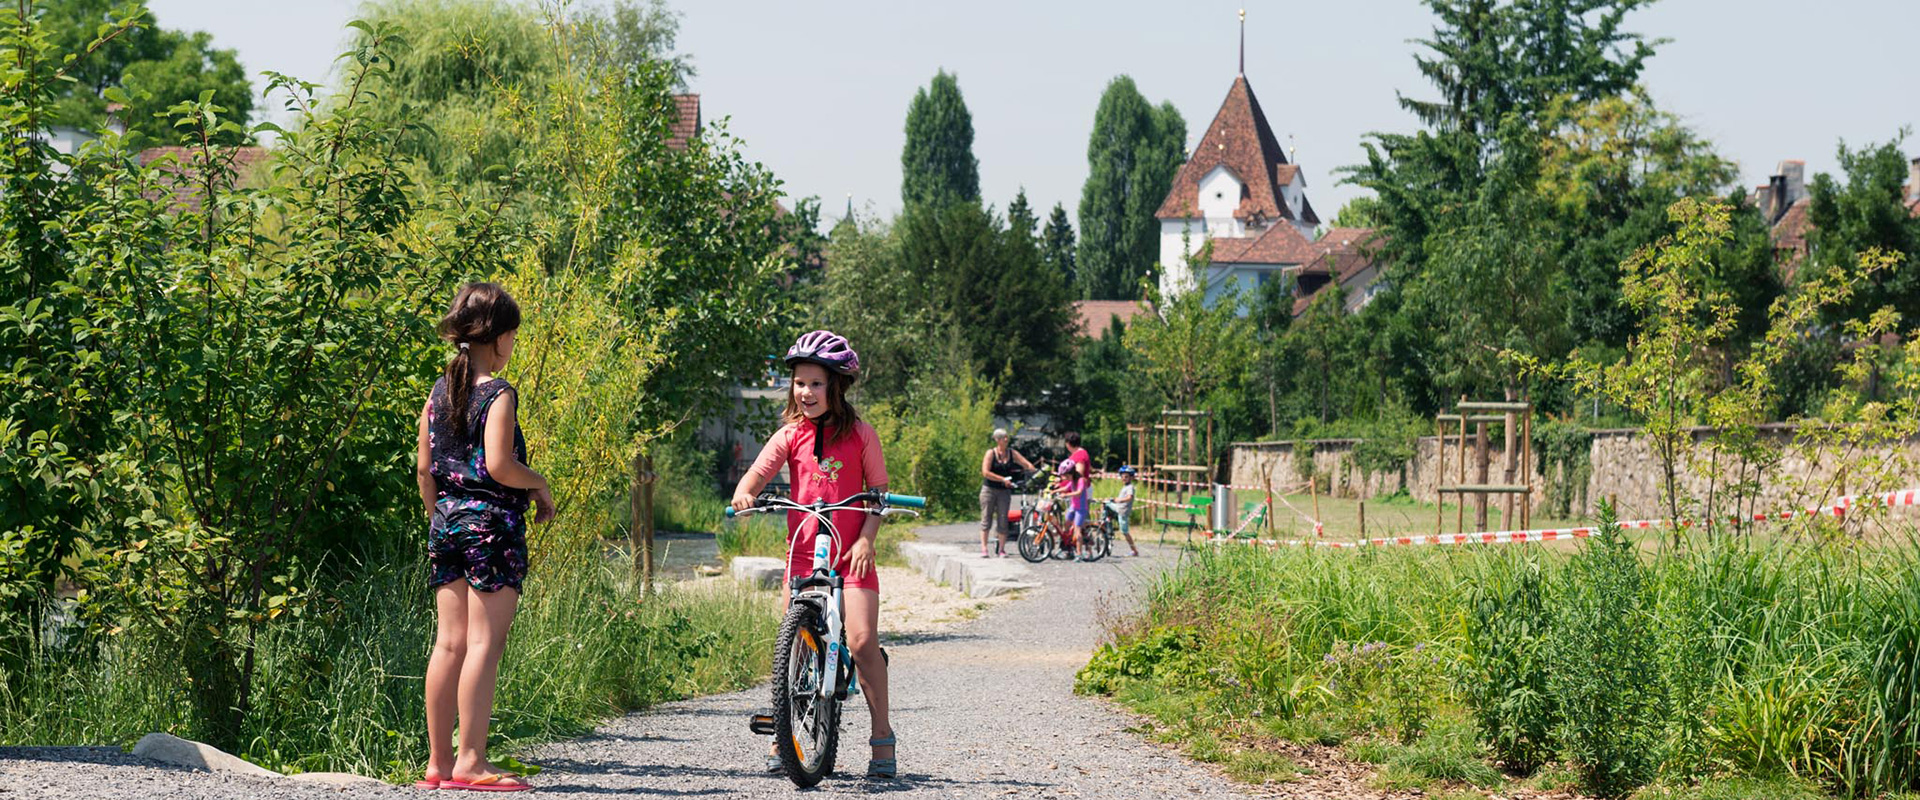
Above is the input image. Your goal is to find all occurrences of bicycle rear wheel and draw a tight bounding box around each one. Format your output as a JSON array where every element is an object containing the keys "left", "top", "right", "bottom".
[
  {"left": 772, "top": 602, "right": 839, "bottom": 788},
  {"left": 1016, "top": 518, "right": 1051, "bottom": 562}
]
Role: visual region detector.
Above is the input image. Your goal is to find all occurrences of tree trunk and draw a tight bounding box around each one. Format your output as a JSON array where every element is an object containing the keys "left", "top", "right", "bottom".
[{"left": 631, "top": 452, "right": 657, "bottom": 596}]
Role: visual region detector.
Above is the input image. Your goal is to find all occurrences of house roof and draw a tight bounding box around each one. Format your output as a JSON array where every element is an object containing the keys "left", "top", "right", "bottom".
[
  {"left": 1209, "top": 222, "right": 1318, "bottom": 265},
  {"left": 136, "top": 145, "right": 273, "bottom": 211},
  {"left": 1073, "top": 300, "right": 1148, "bottom": 339},
  {"left": 1770, "top": 197, "right": 1812, "bottom": 255},
  {"left": 1291, "top": 227, "right": 1383, "bottom": 315},
  {"left": 1155, "top": 76, "right": 1304, "bottom": 224},
  {"left": 667, "top": 94, "right": 701, "bottom": 150}
]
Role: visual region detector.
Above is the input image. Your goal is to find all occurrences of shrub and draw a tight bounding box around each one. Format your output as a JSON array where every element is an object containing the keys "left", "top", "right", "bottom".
[
  {"left": 1546, "top": 500, "right": 1665, "bottom": 798},
  {"left": 1462, "top": 554, "right": 1557, "bottom": 772},
  {"left": 863, "top": 347, "right": 998, "bottom": 518}
]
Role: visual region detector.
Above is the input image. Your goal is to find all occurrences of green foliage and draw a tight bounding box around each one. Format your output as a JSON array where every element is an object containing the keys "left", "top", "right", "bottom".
[
  {"left": 17, "top": 0, "right": 255, "bottom": 144},
  {"left": 894, "top": 197, "right": 1075, "bottom": 403},
  {"left": 1805, "top": 132, "right": 1920, "bottom": 326},
  {"left": 1127, "top": 284, "right": 1253, "bottom": 412},
  {"left": 1462, "top": 554, "right": 1556, "bottom": 772},
  {"left": 1042, "top": 202, "right": 1078, "bottom": 288},
  {"left": 1076, "top": 75, "right": 1185, "bottom": 300},
  {"left": 1077, "top": 625, "right": 1205, "bottom": 696},
  {"left": 1545, "top": 501, "right": 1662, "bottom": 797},
  {"left": 863, "top": 352, "right": 999, "bottom": 519},
  {"left": 899, "top": 70, "right": 979, "bottom": 211},
  {"left": 1532, "top": 419, "right": 1591, "bottom": 519}
]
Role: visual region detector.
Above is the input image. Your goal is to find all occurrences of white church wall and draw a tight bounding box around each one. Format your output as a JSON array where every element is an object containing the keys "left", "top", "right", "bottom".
[
  {"left": 1159, "top": 218, "right": 1206, "bottom": 298},
  {"left": 1197, "top": 166, "right": 1247, "bottom": 237}
]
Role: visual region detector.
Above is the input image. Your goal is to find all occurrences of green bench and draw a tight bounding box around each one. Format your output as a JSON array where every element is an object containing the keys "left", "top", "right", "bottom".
[
  {"left": 1156, "top": 495, "right": 1213, "bottom": 538},
  {"left": 1226, "top": 501, "right": 1269, "bottom": 539}
]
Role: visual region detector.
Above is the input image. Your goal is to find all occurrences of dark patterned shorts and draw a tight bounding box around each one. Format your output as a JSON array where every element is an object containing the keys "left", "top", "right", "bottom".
[{"left": 428, "top": 500, "right": 529, "bottom": 593}]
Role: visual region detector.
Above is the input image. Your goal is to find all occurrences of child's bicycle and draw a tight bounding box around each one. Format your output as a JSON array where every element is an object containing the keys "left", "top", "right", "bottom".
[
  {"left": 1016, "top": 476, "right": 1108, "bottom": 562},
  {"left": 729, "top": 489, "right": 925, "bottom": 788}
]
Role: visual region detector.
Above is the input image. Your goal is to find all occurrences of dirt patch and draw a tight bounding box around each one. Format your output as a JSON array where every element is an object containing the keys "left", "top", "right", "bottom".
[{"left": 879, "top": 565, "right": 1013, "bottom": 636}]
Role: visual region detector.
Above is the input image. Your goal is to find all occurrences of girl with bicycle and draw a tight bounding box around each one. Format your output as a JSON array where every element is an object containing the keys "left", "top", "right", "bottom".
[{"left": 730, "top": 330, "right": 898, "bottom": 779}]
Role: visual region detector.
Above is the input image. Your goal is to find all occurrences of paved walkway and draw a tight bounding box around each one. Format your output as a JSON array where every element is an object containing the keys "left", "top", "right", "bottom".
[{"left": 520, "top": 522, "right": 1249, "bottom": 797}]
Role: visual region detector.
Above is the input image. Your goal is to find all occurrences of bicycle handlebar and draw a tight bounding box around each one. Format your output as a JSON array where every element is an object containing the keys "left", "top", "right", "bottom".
[{"left": 724, "top": 490, "right": 928, "bottom": 518}]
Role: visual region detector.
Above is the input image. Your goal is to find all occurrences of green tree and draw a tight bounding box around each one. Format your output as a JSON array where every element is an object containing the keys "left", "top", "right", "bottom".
[
  {"left": 896, "top": 199, "right": 1074, "bottom": 403},
  {"left": 24, "top": 0, "right": 253, "bottom": 143},
  {"left": 1042, "top": 202, "right": 1078, "bottom": 287},
  {"left": 1007, "top": 188, "right": 1037, "bottom": 241},
  {"left": 1805, "top": 133, "right": 1920, "bottom": 323},
  {"left": 1077, "top": 76, "right": 1185, "bottom": 300},
  {"left": 584, "top": 0, "right": 695, "bottom": 89},
  {"left": 900, "top": 69, "right": 979, "bottom": 211}
]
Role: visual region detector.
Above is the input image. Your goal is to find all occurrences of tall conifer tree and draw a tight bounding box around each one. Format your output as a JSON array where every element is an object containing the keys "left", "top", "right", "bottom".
[
  {"left": 1076, "top": 76, "right": 1185, "bottom": 300},
  {"left": 901, "top": 70, "right": 980, "bottom": 210}
]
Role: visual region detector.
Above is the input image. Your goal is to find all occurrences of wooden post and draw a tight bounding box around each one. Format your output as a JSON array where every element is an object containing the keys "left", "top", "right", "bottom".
[
  {"left": 1474, "top": 420, "right": 1490, "bottom": 532},
  {"left": 1434, "top": 418, "right": 1445, "bottom": 535},
  {"left": 1359, "top": 500, "right": 1367, "bottom": 538},
  {"left": 631, "top": 452, "right": 657, "bottom": 596},
  {"left": 1502, "top": 408, "right": 1516, "bottom": 530},
  {"left": 1310, "top": 474, "right": 1321, "bottom": 534},
  {"left": 1521, "top": 405, "right": 1532, "bottom": 530},
  {"left": 1455, "top": 410, "right": 1467, "bottom": 533}
]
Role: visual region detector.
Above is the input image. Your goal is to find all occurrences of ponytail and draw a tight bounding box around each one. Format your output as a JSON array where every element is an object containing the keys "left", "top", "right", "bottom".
[{"left": 435, "top": 283, "right": 522, "bottom": 439}]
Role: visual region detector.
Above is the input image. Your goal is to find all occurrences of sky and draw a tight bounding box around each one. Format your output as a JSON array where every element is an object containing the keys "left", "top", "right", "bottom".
[{"left": 148, "top": 0, "right": 1918, "bottom": 229}]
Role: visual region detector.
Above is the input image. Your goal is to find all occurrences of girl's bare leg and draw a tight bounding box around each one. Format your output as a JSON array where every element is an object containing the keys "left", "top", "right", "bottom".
[
  {"left": 424, "top": 583, "right": 469, "bottom": 784},
  {"left": 452, "top": 585, "right": 522, "bottom": 783},
  {"left": 844, "top": 588, "right": 893, "bottom": 761}
]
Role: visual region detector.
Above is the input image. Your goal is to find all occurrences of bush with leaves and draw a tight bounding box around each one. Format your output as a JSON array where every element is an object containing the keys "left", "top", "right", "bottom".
[
  {"left": 1546, "top": 500, "right": 1665, "bottom": 798},
  {"left": 1462, "top": 554, "right": 1557, "bottom": 773}
]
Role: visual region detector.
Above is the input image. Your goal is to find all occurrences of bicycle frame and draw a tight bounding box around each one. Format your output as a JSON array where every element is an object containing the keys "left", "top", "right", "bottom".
[{"left": 731, "top": 491, "right": 922, "bottom": 703}]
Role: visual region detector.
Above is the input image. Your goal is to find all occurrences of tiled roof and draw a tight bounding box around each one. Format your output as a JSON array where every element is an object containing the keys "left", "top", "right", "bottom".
[
  {"left": 136, "top": 145, "right": 272, "bottom": 212},
  {"left": 1273, "top": 163, "right": 1299, "bottom": 185},
  {"left": 1073, "top": 300, "right": 1148, "bottom": 339},
  {"left": 667, "top": 94, "right": 701, "bottom": 150},
  {"left": 1770, "top": 197, "right": 1812, "bottom": 255},
  {"left": 1155, "top": 76, "right": 1297, "bottom": 224},
  {"left": 1208, "top": 223, "right": 1317, "bottom": 265},
  {"left": 1290, "top": 227, "right": 1383, "bottom": 314}
]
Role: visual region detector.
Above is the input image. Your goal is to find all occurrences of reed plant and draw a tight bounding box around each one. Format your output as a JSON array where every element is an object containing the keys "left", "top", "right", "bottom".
[
  {"left": 0, "top": 543, "right": 777, "bottom": 781},
  {"left": 1080, "top": 524, "right": 1920, "bottom": 798}
]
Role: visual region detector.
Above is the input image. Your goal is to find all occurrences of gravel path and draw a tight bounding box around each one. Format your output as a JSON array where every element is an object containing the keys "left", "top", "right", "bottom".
[{"left": 1, "top": 524, "right": 1257, "bottom": 799}]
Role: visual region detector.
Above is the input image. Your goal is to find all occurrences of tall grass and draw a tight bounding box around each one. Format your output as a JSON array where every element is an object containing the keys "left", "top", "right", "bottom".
[
  {"left": 1079, "top": 528, "right": 1920, "bottom": 798},
  {"left": 0, "top": 544, "right": 777, "bottom": 781}
]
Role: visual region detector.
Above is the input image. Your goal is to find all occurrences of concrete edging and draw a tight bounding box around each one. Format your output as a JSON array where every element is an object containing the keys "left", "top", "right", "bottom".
[{"left": 896, "top": 541, "right": 1039, "bottom": 598}]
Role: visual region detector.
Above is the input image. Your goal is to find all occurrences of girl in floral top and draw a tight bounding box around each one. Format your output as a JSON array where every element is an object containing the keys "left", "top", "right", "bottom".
[{"left": 412, "top": 282, "right": 555, "bottom": 792}]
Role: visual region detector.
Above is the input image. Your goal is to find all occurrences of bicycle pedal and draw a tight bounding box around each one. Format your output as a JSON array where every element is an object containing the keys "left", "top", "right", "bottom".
[{"left": 748, "top": 713, "right": 776, "bottom": 735}]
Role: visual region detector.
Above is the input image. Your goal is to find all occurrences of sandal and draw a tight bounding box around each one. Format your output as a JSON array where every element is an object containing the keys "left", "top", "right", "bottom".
[
  {"left": 766, "top": 753, "right": 783, "bottom": 773},
  {"left": 866, "top": 731, "right": 898, "bottom": 779},
  {"left": 441, "top": 773, "right": 532, "bottom": 792}
]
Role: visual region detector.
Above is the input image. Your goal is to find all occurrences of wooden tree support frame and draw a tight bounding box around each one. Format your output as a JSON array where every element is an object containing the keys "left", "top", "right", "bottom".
[
  {"left": 1434, "top": 397, "right": 1533, "bottom": 535},
  {"left": 1128, "top": 409, "right": 1213, "bottom": 545}
]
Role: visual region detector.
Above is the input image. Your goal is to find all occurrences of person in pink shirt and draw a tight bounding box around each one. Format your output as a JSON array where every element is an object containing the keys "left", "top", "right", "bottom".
[
  {"left": 731, "top": 330, "right": 898, "bottom": 779},
  {"left": 1062, "top": 432, "right": 1092, "bottom": 558}
]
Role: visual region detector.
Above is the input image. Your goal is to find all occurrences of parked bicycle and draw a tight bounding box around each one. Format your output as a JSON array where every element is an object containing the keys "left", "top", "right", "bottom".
[
  {"left": 1016, "top": 471, "right": 1104, "bottom": 562},
  {"left": 732, "top": 489, "right": 926, "bottom": 788}
]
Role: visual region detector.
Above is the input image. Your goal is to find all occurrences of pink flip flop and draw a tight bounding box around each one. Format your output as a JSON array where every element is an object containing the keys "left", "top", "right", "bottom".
[
  {"left": 413, "top": 779, "right": 442, "bottom": 790},
  {"left": 442, "top": 774, "right": 533, "bottom": 792}
]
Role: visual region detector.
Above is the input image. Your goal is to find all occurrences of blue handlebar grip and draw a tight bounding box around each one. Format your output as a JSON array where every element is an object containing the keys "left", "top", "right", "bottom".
[
  {"left": 724, "top": 507, "right": 736, "bottom": 518},
  {"left": 883, "top": 493, "right": 927, "bottom": 509}
]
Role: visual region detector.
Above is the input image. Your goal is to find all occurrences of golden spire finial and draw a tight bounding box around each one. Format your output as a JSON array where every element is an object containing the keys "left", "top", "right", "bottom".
[{"left": 1238, "top": 9, "right": 1247, "bottom": 76}]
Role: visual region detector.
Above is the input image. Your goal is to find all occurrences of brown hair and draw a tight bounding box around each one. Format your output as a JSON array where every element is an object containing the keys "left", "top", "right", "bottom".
[
  {"left": 435, "top": 282, "right": 521, "bottom": 436},
  {"left": 781, "top": 367, "right": 859, "bottom": 445}
]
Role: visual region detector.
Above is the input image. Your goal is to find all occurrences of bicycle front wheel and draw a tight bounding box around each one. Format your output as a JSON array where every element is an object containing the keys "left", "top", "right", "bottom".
[
  {"left": 1081, "top": 521, "right": 1111, "bottom": 562},
  {"left": 1016, "top": 519, "right": 1051, "bottom": 562},
  {"left": 772, "top": 602, "right": 839, "bottom": 788}
]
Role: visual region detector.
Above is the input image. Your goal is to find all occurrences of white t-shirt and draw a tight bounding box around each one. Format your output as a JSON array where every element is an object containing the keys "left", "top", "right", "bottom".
[{"left": 1115, "top": 482, "right": 1135, "bottom": 512}]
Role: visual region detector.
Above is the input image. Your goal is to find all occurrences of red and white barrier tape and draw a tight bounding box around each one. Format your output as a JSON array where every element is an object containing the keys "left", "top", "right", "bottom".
[{"left": 1210, "top": 488, "right": 1920, "bottom": 550}]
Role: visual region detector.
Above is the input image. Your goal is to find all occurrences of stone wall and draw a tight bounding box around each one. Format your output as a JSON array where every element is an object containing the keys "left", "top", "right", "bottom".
[{"left": 1225, "top": 425, "right": 1918, "bottom": 522}]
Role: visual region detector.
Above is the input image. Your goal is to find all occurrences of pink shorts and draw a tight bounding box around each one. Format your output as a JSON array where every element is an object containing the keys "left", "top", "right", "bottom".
[{"left": 786, "top": 533, "right": 880, "bottom": 592}]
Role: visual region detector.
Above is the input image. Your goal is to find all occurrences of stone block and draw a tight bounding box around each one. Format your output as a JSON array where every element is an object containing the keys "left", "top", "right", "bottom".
[
  {"left": 729, "top": 556, "right": 786, "bottom": 590},
  {"left": 132, "top": 732, "right": 280, "bottom": 779}
]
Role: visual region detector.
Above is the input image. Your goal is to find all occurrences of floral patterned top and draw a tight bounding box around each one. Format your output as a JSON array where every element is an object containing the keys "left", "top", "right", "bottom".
[{"left": 427, "top": 376, "right": 529, "bottom": 517}]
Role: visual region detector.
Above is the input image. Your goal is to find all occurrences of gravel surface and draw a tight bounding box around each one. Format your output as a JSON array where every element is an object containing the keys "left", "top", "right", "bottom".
[{"left": 0, "top": 524, "right": 1257, "bottom": 799}]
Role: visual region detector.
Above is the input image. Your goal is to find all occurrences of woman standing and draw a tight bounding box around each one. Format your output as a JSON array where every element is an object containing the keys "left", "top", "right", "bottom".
[{"left": 979, "top": 428, "right": 1036, "bottom": 557}]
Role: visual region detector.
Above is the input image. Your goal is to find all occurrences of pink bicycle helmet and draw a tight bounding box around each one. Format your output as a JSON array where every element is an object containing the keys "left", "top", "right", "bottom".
[{"left": 785, "top": 329, "right": 861, "bottom": 376}]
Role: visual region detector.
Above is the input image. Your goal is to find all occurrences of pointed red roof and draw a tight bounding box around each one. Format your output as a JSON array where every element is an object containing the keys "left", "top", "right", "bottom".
[
  {"left": 667, "top": 94, "right": 701, "bottom": 150},
  {"left": 1156, "top": 76, "right": 1314, "bottom": 225}
]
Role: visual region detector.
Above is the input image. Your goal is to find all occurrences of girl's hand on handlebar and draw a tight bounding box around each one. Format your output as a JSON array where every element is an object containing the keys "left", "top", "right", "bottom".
[
  {"left": 730, "top": 491, "right": 757, "bottom": 512},
  {"left": 847, "top": 536, "right": 876, "bottom": 579}
]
